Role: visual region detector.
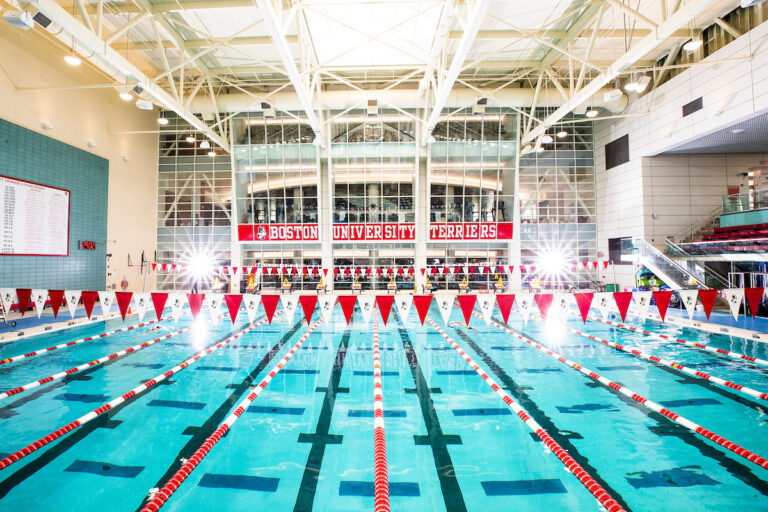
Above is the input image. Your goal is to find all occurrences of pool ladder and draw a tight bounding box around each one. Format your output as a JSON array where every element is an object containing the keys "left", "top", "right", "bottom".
[{"left": 0, "top": 301, "right": 16, "bottom": 328}]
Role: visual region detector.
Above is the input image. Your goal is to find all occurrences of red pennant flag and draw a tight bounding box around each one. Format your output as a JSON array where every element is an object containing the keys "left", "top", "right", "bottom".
[
  {"left": 282, "top": 267, "right": 288, "bottom": 276},
  {"left": 171, "top": 264, "right": 177, "bottom": 272},
  {"left": 151, "top": 263, "right": 157, "bottom": 272},
  {"left": 323, "top": 268, "right": 329, "bottom": 276},
  {"left": 582, "top": 262, "right": 588, "bottom": 270},
  {"left": 484, "top": 266, "right": 490, "bottom": 275},
  {"left": 529, "top": 265, "right": 536, "bottom": 272},
  {"left": 115, "top": 291, "right": 133, "bottom": 321},
  {"left": 299, "top": 295, "right": 318, "bottom": 325},
  {"left": 261, "top": 295, "right": 280, "bottom": 324},
  {"left": 413, "top": 295, "right": 433, "bottom": 325},
  {"left": 333, "top": 268, "right": 339, "bottom": 278},
  {"left": 224, "top": 294, "right": 242, "bottom": 324},
  {"left": 613, "top": 292, "right": 633, "bottom": 322},
  {"left": 376, "top": 268, "right": 383, "bottom": 276},
  {"left": 345, "top": 268, "right": 351, "bottom": 277},
  {"left": 408, "top": 268, "right": 414, "bottom": 276},
  {"left": 745, "top": 287, "right": 764, "bottom": 318},
  {"left": 302, "top": 267, "right": 308, "bottom": 276},
  {"left": 388, "top": 268, "right": 394, "bottom": 276},
  {"left": 652, "top": 290, "right": 673, "bottom": 322},
  {"left": 222, "top": 266, "right": 229, "bottom": 275},
  {"left": 161, "top": 264, "right": 167, "bottom": 271},
  {"left": 397, "top": 268, "right": 404, "bottom": 276},
  {"left": 469, "top": 266, "right": 476, "bottom": 275},
  {"left": 48, "top": 290, "right": 65, "bottom": 318},
  {"left": 151, "top": 293, "right": 169, "bottom": 321},
  {"left": 457, "top": 295, "right": 477, "bottom": 325},
  {"left": 366, "top": 268, "right": 372, "bottom": 276},
  {"left": 431, "top": 267, "right": 437, "bottom": 275},
  {"left": 313, "top": 268, "right": 319, "bottom": 276},
  {"left": 508, "top": 265, "right": 515, "bottom": 274},
  {"left": 81, "top": 291, "right": 98, "bottom": 319},
  {"left": 534, "top": 294, "right": 554, "bottom": 320},
  {"left": 15, "top": 288, "right": 32, "bottom": 316},
  {"left": 697, "top": 289, "right": 718, "bottom": 320},
  {"left": 519, "top": 265, "right": 526, "bottom": 273},
  {"left": 338, "top": 296, "right": 357, "bottom": 325},
  {"left": 455, "top": 266, "right": 461, "bottom": 275},
  {"left": 187, "top": 293, "right": 204, "bottom": 320},
  {"left": 376, "top": 296, "right": 395, "bottom": 325},
  {"left": 420, "top": 268, "right": 426, "bottom": 276},
  {"left": 573, "top": 293, "right": 593, "bottom": 323},
  {"left": 232, "top": 267, "right": 239, "bottom": 276},
  {"left": 496, "top": 294, "right": 515, "bottom": 324},
  {"left": 355, "top": 268, "right": 361, "bottom": 276},
  {"left": 602, "top": 261, "right": 609, "bottom": 269}
]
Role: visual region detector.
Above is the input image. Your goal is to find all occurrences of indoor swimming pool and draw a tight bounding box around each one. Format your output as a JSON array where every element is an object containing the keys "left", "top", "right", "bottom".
[{"left": 0, "top": 301, "right": 767, "bottom": 512}]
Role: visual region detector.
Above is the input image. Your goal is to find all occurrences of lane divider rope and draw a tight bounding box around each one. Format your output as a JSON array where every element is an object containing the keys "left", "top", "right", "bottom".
[
  {"left": 524, "top": 312, "right": 768, "bottom": 403},
  {"left": 141, "top": 317, "right": 323, "bottom": 512},
  {"left": 372, "top": 313, "right": 390, "bottom": 512},
  {"left": 0, "top": 313, "right": 226, "bottom": 401},
  {"left": 426, "top": 317, "right": 625, "bottom": 512},
  {"left": 0, "top": 314, "right": 185, "bottom": 366},
  {"left": 585, "top": 314, "right": 768, "bottom": 368},
  {"left": 0, "top": 312, "right": 280, "bottom": 471},
  {"left": 482, "top": 313, "right": 768, "bottom": 471}
]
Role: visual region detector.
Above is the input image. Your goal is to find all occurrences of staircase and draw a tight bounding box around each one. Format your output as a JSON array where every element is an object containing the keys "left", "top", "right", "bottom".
[{"left": 624, "top": 238, "right": 709, "bottom": 290}]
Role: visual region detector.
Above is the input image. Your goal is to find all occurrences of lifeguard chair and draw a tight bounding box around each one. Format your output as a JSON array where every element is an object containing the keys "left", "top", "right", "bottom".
[
  {"left": 246, "top": 272, "right": 256, "bottom": 293},
  {"left": 352, "top": 276, "right": 362, "bottom": 293},
  {"left": 387, "top": 277, "right": 397, "bottom": 294},
  {"left": 316, "top": 276, "right": 326, "bottom": 293},
  {"left": 459, "top": 276, "right": 470, "bottom": 294},
  {"left": 494, "top": 274, "right": 504, "bottom": 292},
  {"left": 281, "top": 277, "right": 292, "bottom": 291}
]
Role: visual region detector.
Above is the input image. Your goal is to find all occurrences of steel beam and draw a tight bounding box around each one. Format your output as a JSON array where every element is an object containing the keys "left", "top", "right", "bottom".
[
  {"left": 256, "top": 0, "right": 325, "bottom": 146},
  {"left": 522, "top": 0, "right": 720, "bottom": 146},
  {"left": 29, "top": 0, "right": 230, "bottom": 152}
]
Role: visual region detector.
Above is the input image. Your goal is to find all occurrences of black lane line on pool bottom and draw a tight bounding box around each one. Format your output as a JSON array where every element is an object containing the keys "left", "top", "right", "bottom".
[
  {"left": 506, "top": 325, "right": 768, "bottom": 497},
  {"left": 293, "top": 331, "right": 350, "bottom": 512},
  {"left": 0, "top": 326, "right": 247, "bottom": 500},
  {"left": 132, "top": 319, "right": 303, "bottom": 512},
  {"left": 454, "top": 329, "right": 632, "bottom": 512},
  {"left": 398, "top": 327, "right": 468, "bottom": 512}
]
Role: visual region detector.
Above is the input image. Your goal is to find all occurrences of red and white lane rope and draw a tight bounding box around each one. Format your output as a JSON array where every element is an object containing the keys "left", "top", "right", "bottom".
[
  {"left": 483, "top": 315, "right": 768, "bottom": 471},
  {"left": 585, "top": 314, "right": 768, "bottom": 368},
  {"left": 0, "top": 312, "right": 279, "bottom": 471},
  {"left": 525, "top": 313, "right": 768, "bottom": 403},
  {"left": 427, "top": 317, "right": 625, "bottom": 512},
  {"left": 141, "top": 317, "right": 323, "bottom": 512},
  {"left": 372, "top": 313, "right": 390, "bottom": 512},
  {"left": 0, "top": 314, "right": 182, "bottom": 366}
]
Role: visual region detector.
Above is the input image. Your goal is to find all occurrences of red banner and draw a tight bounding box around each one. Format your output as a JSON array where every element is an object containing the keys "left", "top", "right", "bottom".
[
  {"left": 238, "top": 224, "right": 319, "bottom": 242},
  {"left": 333, "top": 223, "right": 416, "bottom": 241},
  {"left": 429, "top": 222, "right": 514, "bottom": 240}
]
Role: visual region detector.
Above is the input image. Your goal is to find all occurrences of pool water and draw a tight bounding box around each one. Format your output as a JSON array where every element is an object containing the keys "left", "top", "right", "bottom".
[{"left": 0, "top": 302, "right": 767, "bottom": 511}]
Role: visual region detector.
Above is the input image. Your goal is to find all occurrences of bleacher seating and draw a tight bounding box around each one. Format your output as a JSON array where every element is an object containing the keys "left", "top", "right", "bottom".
[{"left": 703, "top": 222, "right": 768, "bottom": 241}]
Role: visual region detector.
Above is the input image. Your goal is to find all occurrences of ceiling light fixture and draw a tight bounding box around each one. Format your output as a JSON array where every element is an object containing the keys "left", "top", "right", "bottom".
[
  {"left": 541, "top": 134, "right": 554, "bottom": 144},
  {"left": 64, "top": 54, "right": 81, "bottom": 66},
  {"left": 200, "top": 140, "right": 211, "bottom": 149},
  {"left": 157, "top": 116, "right": 169, "bottom": 125},
  {"left": 683, "top": 38, "right": 703, "bottom": 52},
  {"left": 557, "top": 130, "right": 567, "bottom": 138},
  {"left": 536, "top": 146, "right": 545, "bottom": 153},
  {"left": 207, "top": 150, "right": 216, "bottom": 157},
  {"left": 585, "top": 109, "right": 598, "bottom": 118},
  {"left": 186, "top": 135, "right": 195, "bottom": 143}
]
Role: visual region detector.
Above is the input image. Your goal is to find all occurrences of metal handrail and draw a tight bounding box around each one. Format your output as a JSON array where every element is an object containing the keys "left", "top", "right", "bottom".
[{"left": 665, "top": 238, "right": 730, "bottom": 288}]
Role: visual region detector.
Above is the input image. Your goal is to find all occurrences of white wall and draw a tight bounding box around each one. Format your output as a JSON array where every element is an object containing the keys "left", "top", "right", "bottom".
[
  {"left": 594, "top": 19, "right": 768, "bottom": 287},
  {"left": 0, "top": 23, "right": 157, "bottom": 291}
]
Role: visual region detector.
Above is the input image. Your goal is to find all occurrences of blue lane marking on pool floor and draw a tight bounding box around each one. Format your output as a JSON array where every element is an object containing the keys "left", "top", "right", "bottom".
[
  {"left": 339, "top": 481, "right": 420, "bottom": 497},
  {"left": 54, "top": 393, "right": 110, "bottom": 403},
  {"left": 596, "top": 365, "right": 643, "bottom": 371},
  {"left": 625, "top": 466, "right": 720, "bottom": 488},
  {"left": 64, "top": 460, "right": 144, "bottom": 478},
  {"left": 196, "top": 366, "right": 239, "bottom": 372},
  {"left": 353, "top": 371, "right": 399, "bottom": 376},
  {"left": 555, "top": 403, "right": 619, "bottom": 414},
  {"left": 517, "top": 368, "right": 562, "bottom": 374},
  {"left": 147, "top": 399, "right": 206, "bottom": 410},
  {"left": 125, "top": 363, "right": 165, "bottom": 369},
  {"left": 658, "top": 398, "right": 722, "bottom": 407},
  {"left": 281, "top": 369, "right": 319, "bottom": 374},
  {"left": 436, "top": 370, "right": 476, "bottom": 376},
  {"left": 481, "top": 479, "right": 567, "bottom": 496},
  {"left": 452, "top": 408, "right": 512, "bottom": 416},
  {"left": 347, "top": 409, "right": 407, "bottom": 417},
  {"left": 490, "top": 346, "right": 527, "bottom": 351},
  {"left": 198, "top": 473, "right": 279, "bottom": 492},
  {"left": 247, "top": 405, "right": 305, "bottom": 415}
]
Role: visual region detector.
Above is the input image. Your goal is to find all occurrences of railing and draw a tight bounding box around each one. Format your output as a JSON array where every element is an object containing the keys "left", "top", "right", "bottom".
[
  {"left": 723, "top": 187, "right": 768, "bottom": 214},
  {"left": 665, "top": 239, "right": 730, "bottom": 289},
  {"left": 671, "top": 237, "right": 768, "bottom": 255},
  {"left": 668, "top": 204, "right": 722, "bottom": 243},
  {"left": 622, "top": 238, "right": 706, "bottom": 289}
]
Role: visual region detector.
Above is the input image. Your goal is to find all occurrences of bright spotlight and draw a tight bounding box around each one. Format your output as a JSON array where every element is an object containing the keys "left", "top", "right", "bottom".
[
  {"left": 538, "top": 250, "right": 567, "bottom": 275},
  {"left": 64, "top": 54, "right": 82, "bottom": 66},
  {"left": 188, "top": 252, "right": 214, "bottom": 279}
]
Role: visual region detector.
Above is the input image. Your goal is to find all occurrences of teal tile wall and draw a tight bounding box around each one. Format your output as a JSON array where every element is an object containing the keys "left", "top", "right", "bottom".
[{"left": 0, "top": 118, "right": 108, "bottom": 289}]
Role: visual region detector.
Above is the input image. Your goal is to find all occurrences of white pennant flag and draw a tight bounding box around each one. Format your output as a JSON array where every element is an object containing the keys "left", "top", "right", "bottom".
[
  {"left": 724, "top": 288, "right": 744, "bottom": 321},
  {"left": 99, "top": 291, "right": 115, "bottom": 318},
  {"left": 679, "top": 289, "right": 699, "bottom": 320},
  {"left": 31, "top": 289, "right": 46, "bottom": 318},
  {"left": 477, "top": 293, "right": 495, "bottom": 324},
  {"left": 64, "top": 290, "right": 81, "bottom": 319},
  {"left": 435, "top": 294, "right": 456, "bottom": 325},
  {"left": 358, "top": 296, "right": 375, "bottom": 325},
  {"left": 516, "top": 293, "right": 533, "bottom": 325},
  {"left": 395, "top": 295, "right": 412, "bottom": 323},
  {"left": 462, "top": 265, "right": 469, "bottom": 276},
  {"left": 438, "top": 267, "right": 445, "bottom": 276},
  {"left": 554, "top": 293, "right": 572, "bottom": 320},
  {"left": 0, "top": 288, "right": 15, "bottom": 314},
  {"left": 281, "top": 295, "right": 299, "bottom": 324},
  {"left": 318, "top": 294, "right": 336, "bottom": 321},
  {"left": 169, "top": 293, "right": 185, "bottom": 321},
  {"left": 594, "top": 292, "right": 613, "bottom": 321},
  {"left": 633, "top": 291, "right": 653, "bottom": 318},
  {"left": 133, "top": 292, "right": 151, "bottom": 322},
  {"left": 243, "top": 294, "right": 261, "bottom": 324},
  {"left": 205, "top": 293, "right": 223, "bottom": 323}
]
